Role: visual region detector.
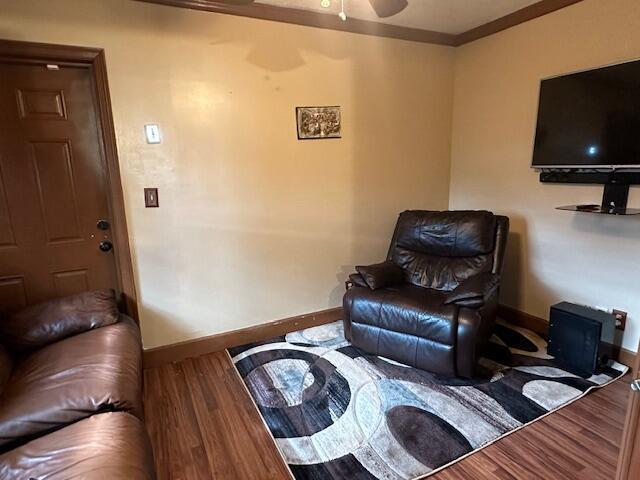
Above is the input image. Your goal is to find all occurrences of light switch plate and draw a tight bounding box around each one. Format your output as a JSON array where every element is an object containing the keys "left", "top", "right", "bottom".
[
  {"left": 145, "top": 124, "right": 161, "bottom": 144},
  {"left": 144, "top": 188, "right": 159, "bottom": 208}
]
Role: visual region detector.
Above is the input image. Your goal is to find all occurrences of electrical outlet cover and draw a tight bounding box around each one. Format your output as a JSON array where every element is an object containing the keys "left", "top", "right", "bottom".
[{"left": 613, "top": 309, "right": 627, "bottom": 330}]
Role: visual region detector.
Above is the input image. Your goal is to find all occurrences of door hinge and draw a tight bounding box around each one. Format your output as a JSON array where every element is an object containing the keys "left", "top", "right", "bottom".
[{"left": 632, "top": 379, "right": 640, "bottom": 392}]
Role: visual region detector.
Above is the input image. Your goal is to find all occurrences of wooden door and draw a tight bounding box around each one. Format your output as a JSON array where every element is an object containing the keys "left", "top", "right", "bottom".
[
  {"left": 616, "top": 347, "right": 640, "bottom": 479},
  {"left": 0, "top": 61, "right": 118, "bottom": 311}
]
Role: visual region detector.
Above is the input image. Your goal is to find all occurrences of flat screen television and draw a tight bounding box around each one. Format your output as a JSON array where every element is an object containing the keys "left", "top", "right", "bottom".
[{"left": 532, "top": 59, "right": 640, "bottom": 169}]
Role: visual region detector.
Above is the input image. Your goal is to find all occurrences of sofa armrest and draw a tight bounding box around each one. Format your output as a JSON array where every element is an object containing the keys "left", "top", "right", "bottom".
[
  {"left": 355, "top": 261, "right": 404, "bottom": 290},
  {"left": 444, "top": 273, "right": 500, "bottom": 308},
  {"left": 0, "top": 289, "right": 119, "bottom": 352}
]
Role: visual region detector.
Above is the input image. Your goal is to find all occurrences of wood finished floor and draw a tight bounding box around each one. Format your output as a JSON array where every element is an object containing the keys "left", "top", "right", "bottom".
[{"left": 144, "top": 350, "right": 631, "bottom": 480}]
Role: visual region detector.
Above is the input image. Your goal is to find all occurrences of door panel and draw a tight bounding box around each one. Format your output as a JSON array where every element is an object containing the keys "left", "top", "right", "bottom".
[
  {"left": 0, "top": 62, "right": 118, "bottom": 311},
  {"left": 53, "top": 269, "right": 90, "bottom": 298},
  {"left": 31, "top": 140, "right": 83, "bottom": 244},
  {"left": 0, "top": 276, "right": 27, "bottom": 311},
  {"left": 17, "top": 89, "right": 67, "bottom": 120},
  {"left": 0, "top": 164, "right": 16, "bottom": 248}
]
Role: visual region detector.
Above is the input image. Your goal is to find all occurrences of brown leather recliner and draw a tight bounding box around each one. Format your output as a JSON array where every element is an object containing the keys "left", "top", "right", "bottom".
[
  {"left": 0, "top": 290, "right": 155, "bottom": 479},
  {"left": 343, "top": 210, "right": 509, "bottom": 378}
]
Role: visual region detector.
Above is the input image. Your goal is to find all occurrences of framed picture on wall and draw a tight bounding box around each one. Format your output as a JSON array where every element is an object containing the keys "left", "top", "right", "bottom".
[{"left": 296, "top": 106, "right": 342, "bottom": 140}]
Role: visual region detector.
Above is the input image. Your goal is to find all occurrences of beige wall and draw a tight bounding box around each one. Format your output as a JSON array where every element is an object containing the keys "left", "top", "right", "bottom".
[
  {"left": 450, "top": 0, "right": 640, "bottom": 352},
  {"left": 6, "top": 0, "right": 636, "bottom": 353},
  {"left": 0, "top": 0, "right": 454, "bottom": 348}
]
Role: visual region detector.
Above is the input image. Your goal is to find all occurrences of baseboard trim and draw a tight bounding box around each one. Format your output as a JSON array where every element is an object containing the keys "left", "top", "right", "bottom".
[
  {"left": 498, "top": 304, "right": 637, "bottom": 372},
  {"left": 143, "top": 303, "right": 635, "bottom": 370},
  {"left": 143, "top": 307, "right": 343, "bottom": 368},
  {"left": 497, "top": 304, "right": 549, "bottom": 337},
  {"left": 619, "top": 349, "right": 637, "bottom": 372}
]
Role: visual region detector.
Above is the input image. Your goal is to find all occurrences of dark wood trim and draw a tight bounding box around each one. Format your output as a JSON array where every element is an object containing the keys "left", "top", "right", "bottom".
[
  {"left": 616, "top": 338, "right": 640, "bottom": 479},
  {"left": 134, "top": 0, "right": 457, "bottom": 46},
  {"left": 454, "top": 0, "right": 584, "bottom": 46},
  {"left": 499, "top": 303, "right": 637, "bottom": 372},
  {"left": 0, "top": 40, "right": 102, "bottom": 64},
  {"left": 617, "top": 394, "right": 640, "bottom": 480},
  {"left": 134, "top": 0, "right": 583, "bottom": 47},
  {"left": 498, "top": 304, "right": 549, "bottom": 337},
  {"left": 143, "top": 306, "right": 343, "bottom": 368},
  {"left": 619, "top": 349, "right": 638, "bottom": 375},
  {"left": 0, "top": 39, "right": 138, "bottom": 320},
  {"left": 91, "top": 51, "right": 139, "bottom": 319}
]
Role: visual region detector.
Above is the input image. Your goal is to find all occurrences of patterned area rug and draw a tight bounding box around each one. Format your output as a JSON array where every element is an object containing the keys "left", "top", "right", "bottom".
[{"left": 228, "top": 320, "right": 627, "bottom": 480}]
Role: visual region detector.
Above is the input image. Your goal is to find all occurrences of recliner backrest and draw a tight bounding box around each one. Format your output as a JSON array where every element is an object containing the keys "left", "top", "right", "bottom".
[{"left": 387, "top": 210, "right": 509, "bottom": 291}]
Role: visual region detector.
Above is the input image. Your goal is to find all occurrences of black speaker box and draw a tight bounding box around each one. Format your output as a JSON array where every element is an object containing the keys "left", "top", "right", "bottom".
[{"left": 548, "top": 302, "right": 619, "bottom": 377}]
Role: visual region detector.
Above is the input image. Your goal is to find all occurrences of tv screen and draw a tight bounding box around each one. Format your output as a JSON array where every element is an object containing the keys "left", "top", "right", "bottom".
[{"left": 532, "top": 59, "right": 640, "bottom": 168}]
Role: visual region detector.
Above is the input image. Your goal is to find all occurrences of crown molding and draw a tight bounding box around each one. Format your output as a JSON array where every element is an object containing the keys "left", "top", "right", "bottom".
[
  {"left": 454, "top": 0, "right": 584, "bottom": 46},
  {"left": 134, "top": 0, "right": 584, "bottom": 47},
  {"left": 135, "top": 0, "right": 456, "bottom": 46}
]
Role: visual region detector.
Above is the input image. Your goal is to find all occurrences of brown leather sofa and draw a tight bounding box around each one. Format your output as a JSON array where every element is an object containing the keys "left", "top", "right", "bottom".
[
  {"left": 344, "top": 210, "right": 509, "bottom": 378},
  {"left": 0, "top": 290, "right": 155, "bottom": 479}
]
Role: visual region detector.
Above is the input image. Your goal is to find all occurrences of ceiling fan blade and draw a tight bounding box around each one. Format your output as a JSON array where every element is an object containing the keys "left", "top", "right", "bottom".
[{"left": 368, "top": 0, "right": 408, "bottom": 18}]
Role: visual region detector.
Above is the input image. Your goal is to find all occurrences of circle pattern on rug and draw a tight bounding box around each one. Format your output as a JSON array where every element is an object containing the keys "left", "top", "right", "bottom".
[{"left": 230, "top": 321, "right": 627, "bottom": 479}]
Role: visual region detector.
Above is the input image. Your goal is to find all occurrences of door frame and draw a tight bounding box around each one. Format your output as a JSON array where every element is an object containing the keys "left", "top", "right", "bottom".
[
  {"left": 0, "top": 39, "right": 138, "bottom": 320},
  {"left": 616, "top": 346, "right": 640, "bottom": 479}
]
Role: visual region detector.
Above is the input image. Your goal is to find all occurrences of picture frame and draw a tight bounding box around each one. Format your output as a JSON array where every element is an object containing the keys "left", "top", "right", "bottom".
[{"left": 296, "top": 106, "right": 342, "bottom": 140}]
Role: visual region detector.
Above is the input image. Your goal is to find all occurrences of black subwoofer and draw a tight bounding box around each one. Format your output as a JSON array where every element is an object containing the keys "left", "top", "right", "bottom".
[{"left": 548, "top": 302, "right": 618, "bottom": 377}]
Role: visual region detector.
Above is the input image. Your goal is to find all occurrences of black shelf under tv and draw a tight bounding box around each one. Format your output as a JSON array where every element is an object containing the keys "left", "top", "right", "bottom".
[
  {"left": 540, "top": 170, "right": 640, "bottom": 216},
  {"left": 556, "top": 205, "right": 640, "bottom": 215}
]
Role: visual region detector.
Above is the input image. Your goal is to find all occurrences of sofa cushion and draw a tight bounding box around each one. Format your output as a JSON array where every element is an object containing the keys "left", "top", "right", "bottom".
[
  {"left": 346, "top": 284, "right": 457, "bottom": 345},
  {"left": 0, "top": 316, "right": 142, "bottom": 449},
  {"left": 0, "top": 412, "right": 155, "bottom": 479},
  {"left": 0, "top": 289, "right": 119, "bottom": 352}
]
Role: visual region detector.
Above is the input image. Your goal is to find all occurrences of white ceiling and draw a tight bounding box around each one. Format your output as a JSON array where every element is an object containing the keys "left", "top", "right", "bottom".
[{"left": 257, "top": 0, "right": 541, "bottom": 35}]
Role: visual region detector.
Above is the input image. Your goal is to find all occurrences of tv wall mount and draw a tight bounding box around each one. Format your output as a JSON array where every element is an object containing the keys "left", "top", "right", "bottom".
[{"left": 539, "top": 170, "right": 640, "bottom": 215}]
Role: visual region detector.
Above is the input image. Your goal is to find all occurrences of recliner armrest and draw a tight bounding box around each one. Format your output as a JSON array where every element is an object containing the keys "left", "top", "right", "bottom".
[
  {"left": 0, "top": 289, "right": 120, "bottom": 352},
  {"left": 347, "top": 273, "right": 369, "bottom": 289},
  {"left": 444, "top": 273, "right": 500, "bottom": 308},
  {"left": 355, "top": 261, "right": 405, "bottom": 290}
]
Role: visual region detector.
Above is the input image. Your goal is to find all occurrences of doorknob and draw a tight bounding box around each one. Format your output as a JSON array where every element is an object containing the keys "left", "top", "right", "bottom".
[
  {"left": 99, "top": 240, "right": 113, "bottom": 252},
  {"left": 96, "top": 219, "right": 110, "bottom": 230},
  {"left": 632, "top": 379, "right": 640, "bottom": 392}
]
